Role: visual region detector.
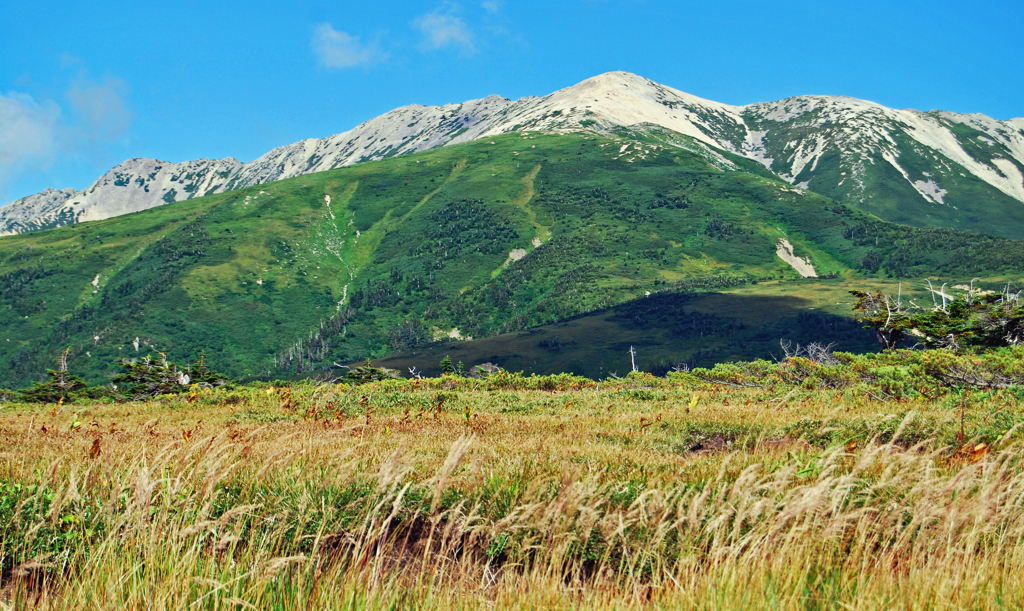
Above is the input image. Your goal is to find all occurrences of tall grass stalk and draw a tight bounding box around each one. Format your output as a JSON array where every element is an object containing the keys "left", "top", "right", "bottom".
[{"left": 4, "top": 421, "right": 1024, "bottom": 609}]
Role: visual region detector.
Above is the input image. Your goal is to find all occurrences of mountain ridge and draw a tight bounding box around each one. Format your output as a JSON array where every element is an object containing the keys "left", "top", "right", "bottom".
[{"left": 4, "top": 71, "right": 1024, "bottom": 237}]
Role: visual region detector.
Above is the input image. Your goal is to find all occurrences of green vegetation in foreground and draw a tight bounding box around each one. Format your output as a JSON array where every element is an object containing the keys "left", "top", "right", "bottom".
[
  {"left": 3, "top": 347, "right": 1024, "bottom": 609},
  {"left": 9, "top": 281, "right": 1022, "bottom": 403},
  {"left": 2, "top": 131, "right": 1024, "bottom": 388}
]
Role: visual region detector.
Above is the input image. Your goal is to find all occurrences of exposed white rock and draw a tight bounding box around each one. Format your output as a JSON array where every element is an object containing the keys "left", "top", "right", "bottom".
[
  {"left": 75, "top": 157, "right": 243, "bottom": 223},
  {"left": 742, "top": 130, "right": 773, "bottom": 168},
  {"left": 0, "top": 158, "right": 241, "bottom": 234},
  {"left": 744, "top": 96, "right": 1024, "bottom": 205},
  {"left": 0, "top": 188, "right": 77, "bottom": 235},
  {"left": 913, "top": 179, "right": 949, "bottom": 204},
  {"left": 990, "top": 158, "right": 1024, "bottom": 201},
  {"left": 4, "top": 71, "right": 1024, "bottom": 234},
  {"left": 475, "top": 72, "right": 747, "bottom": 151},
  {"left": 434, "top": 327, "right": 470, "bottom": 341},
  {"left": 776, "top": 239, "right": 817, "bottom": 278}
]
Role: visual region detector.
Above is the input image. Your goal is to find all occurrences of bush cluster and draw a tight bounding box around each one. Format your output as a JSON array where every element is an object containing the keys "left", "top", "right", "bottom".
[
  {"left": 852, "top": 288, "right": 1024, "bottom": 351},
  {"left": 9, "top": 351, "right": 229, "bottom": 403},
  {"left": 679, "top": 346, "right": 1024, "bottom": 400},
  {"left": 8, "top": 283, "right": 1024, "bottom": 405}
]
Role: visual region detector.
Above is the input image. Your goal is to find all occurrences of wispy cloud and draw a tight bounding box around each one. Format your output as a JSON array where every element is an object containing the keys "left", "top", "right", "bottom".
[
  {"left": 413, "top": 8, "right": 475, "bottom": 53},
  {"left": 312, "top": 24, "right": 385, "bottom": 69},
  {"left": 0, "top": 92, "right": 62, "bottom": 185},
  {"left": 0, "top": 69, "right": 134, "bottom": 199},
  {"left": 59, "top": 52, "right": 83, "bottom": 69}
]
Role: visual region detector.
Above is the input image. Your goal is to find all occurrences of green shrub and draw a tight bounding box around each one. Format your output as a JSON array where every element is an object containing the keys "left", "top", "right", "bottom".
[
  {"left": 852, "top": 288, "right": 1024, "bottom": 351},
  {"left": 113, "top": 353, "right": 229, "bottom": 399},
  {"left": 20, "top": 348, "right": 88, "bottom": 403},
  {"left": 344, "top": 360, "right": 402, "bottom": 385},
  {"left": 440, "top": 355, "right": 455, "bottom": 375}
]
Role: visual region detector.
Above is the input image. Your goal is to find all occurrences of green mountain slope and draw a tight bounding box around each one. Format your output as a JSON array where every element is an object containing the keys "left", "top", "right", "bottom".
[
  {"left": 740, "top": 102, "right": 1024, "bottom": 239},
  {"left": 2, "top": 131, "right": 1024, "bottom": 388}
]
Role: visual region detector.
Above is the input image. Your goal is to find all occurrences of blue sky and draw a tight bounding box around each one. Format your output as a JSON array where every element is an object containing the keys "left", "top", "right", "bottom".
[{"left": 2, "top": 0, "right": 1022, "bottom": 203}]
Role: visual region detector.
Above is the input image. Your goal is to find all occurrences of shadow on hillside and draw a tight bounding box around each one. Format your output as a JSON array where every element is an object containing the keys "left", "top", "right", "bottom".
[{"left": 374, "top": 292, "right": 877, "bottom": 379}]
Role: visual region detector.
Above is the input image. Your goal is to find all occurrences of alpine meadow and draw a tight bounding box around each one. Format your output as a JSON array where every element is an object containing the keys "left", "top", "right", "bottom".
[{"left": 2, "top": 67, "right": 1024, "bottom": 610}]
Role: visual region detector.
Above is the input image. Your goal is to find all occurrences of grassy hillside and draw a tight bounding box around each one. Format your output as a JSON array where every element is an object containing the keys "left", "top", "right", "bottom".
[{"left": 2, "top": 131, "right": 1024, "bottom": 388}]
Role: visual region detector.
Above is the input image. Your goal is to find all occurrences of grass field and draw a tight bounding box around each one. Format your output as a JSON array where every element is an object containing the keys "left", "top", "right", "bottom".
[{"left": 3, "top": 372, "right": 1024, "bottom": 609}]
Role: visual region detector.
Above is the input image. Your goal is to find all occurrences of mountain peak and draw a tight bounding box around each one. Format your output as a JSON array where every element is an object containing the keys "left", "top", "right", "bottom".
[{"left": 4, "top": 72, "right": 1024, "bottom": 237}]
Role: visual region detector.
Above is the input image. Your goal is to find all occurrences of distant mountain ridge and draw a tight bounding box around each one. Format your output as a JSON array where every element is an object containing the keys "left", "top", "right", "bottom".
[{"left": 4, "top": 72, "right": 1024, "bottom": 237}]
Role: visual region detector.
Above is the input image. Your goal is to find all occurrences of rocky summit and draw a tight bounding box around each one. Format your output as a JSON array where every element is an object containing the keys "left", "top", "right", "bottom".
[{"left": 4, "top": 72, "right": 1024, "bottom": 238}]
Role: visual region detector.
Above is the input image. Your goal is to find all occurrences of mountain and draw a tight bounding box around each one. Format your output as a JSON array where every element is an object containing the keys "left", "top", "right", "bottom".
[
  {"left": 738, "top": 98, "right": 1024, "bottom": 234},
  {"left": 3, "top": 129, "right": 1024, "bottom": 388},
  {"left": 4, "top": 72, "right": 1024, "bottom": 237},
  {"left": 0, "top": 95, "right": 516, "bottom": 236},
  {"left": 0, "top": 158, "right": 242, "bottom": 234}
]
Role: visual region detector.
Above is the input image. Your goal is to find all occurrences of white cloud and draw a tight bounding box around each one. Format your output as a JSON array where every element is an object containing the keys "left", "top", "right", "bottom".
[
  {"left": 0, "top": 91, "right": 62, "bottom": 183},
  {"left": 413, "top": 9, "right": 475, "bottom": 53},
  {"left": 312, "top": 24, "right": 383, "bottom": 69},
  {"left": 0, "top": 73, "right": 134, "bottom": 197}
]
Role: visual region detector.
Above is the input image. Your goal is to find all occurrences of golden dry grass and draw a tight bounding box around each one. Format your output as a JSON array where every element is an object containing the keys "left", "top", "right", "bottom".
[{"left": 1, "top": 382, "right": 1022, "bottom": 609}]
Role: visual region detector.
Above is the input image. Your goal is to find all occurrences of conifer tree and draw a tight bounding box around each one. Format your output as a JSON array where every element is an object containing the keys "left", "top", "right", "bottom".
[
  {"left": 21, "top": 348, "right": 88, "bottom": 403},
  {"left": 440, "top": 355, "right": 455, "bottom": 375}
]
